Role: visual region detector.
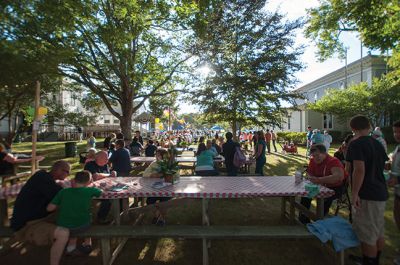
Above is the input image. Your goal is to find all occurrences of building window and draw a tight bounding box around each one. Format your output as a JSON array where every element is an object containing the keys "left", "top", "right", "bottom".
[
  {"left": 113, "top": 119, "right": 120, "bottom": 124},
  {"left": 314, "top": 92, "right": 318, "bottom": 102},
  {"left": 287, "top": 116, "right": 291, "bottom": 130},
  {"left": 104, "top": 115, "right": 111, "bottom": 124},
  {"left": 323, "top": 114, "right": 333, "bottom": 129}
]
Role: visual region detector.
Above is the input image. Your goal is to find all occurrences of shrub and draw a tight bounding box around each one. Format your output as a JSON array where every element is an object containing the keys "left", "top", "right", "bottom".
[{"left": 276, "top": 132, "right": 307, "bottom": 144}]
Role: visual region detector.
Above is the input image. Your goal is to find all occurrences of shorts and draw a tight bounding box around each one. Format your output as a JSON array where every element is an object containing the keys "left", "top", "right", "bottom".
[
  {"left": 14, "top": 213, "right": 57, "bottom": 246},
  {"left": 68, "top": 223, "right": 91, "bottom": 237},
  {"left": 352, "top": 200, "right": 386, "bottom": 246}
]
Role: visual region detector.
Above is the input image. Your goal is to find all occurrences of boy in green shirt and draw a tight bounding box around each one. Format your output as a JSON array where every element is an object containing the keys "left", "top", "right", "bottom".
[{"left": 47, "top": 171, "right": 102, "bottom": 256}]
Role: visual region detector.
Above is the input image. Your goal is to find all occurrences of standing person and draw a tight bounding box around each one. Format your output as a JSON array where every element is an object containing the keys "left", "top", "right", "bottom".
[
  {"left": 47, "top": 171, "right": 102, "bottom": 256},
  {"left": 254, "top": 131, "right": 266, "bottom": 176},
  {"left": 11, "top": 161, "right": 71, "bottom": 265},
  {"left": 346, "top": 115, "right": 388, "bottom": 265},
  {"left": 372, "top": 129, "right": 387, "bottom": 153},
  {"left": 109, "top": 139, "right": 132, "bottom": 176},
  {"left": 222, "top": 132, "right": 240, "bottom": 176},
  {"left": 323, "top": 130, "right": 333, "bottom": 151},
  {"left": 86, "top": 132, "right": 96, "bottom": 150},
  {"left": 387, "top": 120, "right": 400, "bottom": 265},
  {"left": 77, "top": 126, "right": 83, "bottom": 143},
  {"left": 265, "top": 129, "right": 272, "bottom": 153},
  {"left": 103, "top": 133, "right": 116, "bottom": 150},
  {"left": 311, "top": 129, "right": 324, "bottom": 145},
  {"left": 271, "top": 130, "right": 278, "bottom": 152},
  {"left": 306, "top": 126, "right": 313, "bottom": 157},
  {"left": 129, "top": 138, "right": 143, "bottom": 157}
]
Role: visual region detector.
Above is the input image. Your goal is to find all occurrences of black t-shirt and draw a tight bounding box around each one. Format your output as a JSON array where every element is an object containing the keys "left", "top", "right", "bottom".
[
  {"left": 0, "top": 152, "right": 14, "bottom": 175},
  {"left": 109, "top": 148, "right": 132, "bottom": 176},
  {"left": 11, "top": 170, "right": 62, "bottom": 231},
  {"left": 84, "top": 160, "right": 110, "bottom": 174},
  {"left": 346, "top": 136, "right": 388, "bottom": 201},
  {"left": 222, "top": 140, "right": 240, "bottom": 168},
  {"left": 103, "top": 137, "right": 112, "bottom": 149},
  {"left": 145, "top": 145, "right": 157, "bottom": 157}
]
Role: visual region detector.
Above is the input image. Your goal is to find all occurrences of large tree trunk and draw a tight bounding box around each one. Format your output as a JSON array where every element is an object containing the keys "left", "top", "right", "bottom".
[
  {"left": 231, "top": 119, "right": 238, "bottom": 142},
  {"left": 120, "top": 115, "right": 133, "bottom": 141}
]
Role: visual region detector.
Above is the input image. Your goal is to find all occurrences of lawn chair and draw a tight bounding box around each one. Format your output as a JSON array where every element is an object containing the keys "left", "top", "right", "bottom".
[
  {"left": 281, "top": 142, "right": 298, "bottom": 154},
  {"left": 334, "top": 179, "right": 352, "bottom": 223}
]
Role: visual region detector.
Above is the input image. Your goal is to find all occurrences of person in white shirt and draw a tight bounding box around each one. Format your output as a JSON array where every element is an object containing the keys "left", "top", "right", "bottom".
[{"left": 323, "top": 130, "right": 333, "bottom": 151}]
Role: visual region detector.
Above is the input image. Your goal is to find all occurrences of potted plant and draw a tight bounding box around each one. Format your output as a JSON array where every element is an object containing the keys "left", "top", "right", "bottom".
[{"left": 158, "top": 147, "right": 180, "bottom": 184}]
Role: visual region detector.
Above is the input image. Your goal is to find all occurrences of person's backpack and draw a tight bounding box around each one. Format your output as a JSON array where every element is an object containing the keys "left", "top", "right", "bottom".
[{"left": 233, "top": 146, "right": 246, "bottom": 168}]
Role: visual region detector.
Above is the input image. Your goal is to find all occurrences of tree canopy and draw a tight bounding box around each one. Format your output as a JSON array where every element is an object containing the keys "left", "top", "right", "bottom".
[
  {"left": 1, "top": 0, "right": 198, "bottom": 139},
  {"left": 189, "top": 0, "right": 304, "bottom": 133},
  {"left": 305, "top": 0, "right": 400, "bottom": 73}
]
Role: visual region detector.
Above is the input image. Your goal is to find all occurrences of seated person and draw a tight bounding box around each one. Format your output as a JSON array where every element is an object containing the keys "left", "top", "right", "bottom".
[
  {"left": 84, "top": 148, "right": 97, "bottom": 164},
  {"left": 142, "top": 149, "right": 172, "bottom": 226},
  {"left": 84, "top": 151, "right": 116, "bottom": 224},
  {"left": 145, "top": 140, "right": 158, "bottom": 157},
  {"left": 211, "top": 139, "right": 222, "bottom": 154},
  {"left": 195, "top": 143, "right": 219, "bottom": 176},
  {"left": 334, "top": 134, "right": 354, "bottom": 164},
  {"left": 47, "top": 171, "right": 102, "bottom": 256},
  {"left": 299, "top": 144, "right": 347, "bottom": 224},
  {"left": 0, "top": 143, "right": 44, "bottom": 175},
  {"left": 11, "top": 160, "right": 71, "bottom": 265},
  {"left": 109, "top": 140, "right": 132, "bottom": 176},
  {"left": 129, "top": 138, "right": 143, "bottom": 157}
]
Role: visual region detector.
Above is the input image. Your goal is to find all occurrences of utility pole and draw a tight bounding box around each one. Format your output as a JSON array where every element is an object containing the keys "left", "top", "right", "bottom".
[
  {"left": 168, "top": 106, "right": 171, "bottom": 131},
  {"left": 31, "top": 81, "right": 40, "bottom": 173},
  {"left": 360, "top": 40, "right": 363, "bottom": 82},
  {"left": 345, "top": 47, "right": 348, "bottom": 89}
]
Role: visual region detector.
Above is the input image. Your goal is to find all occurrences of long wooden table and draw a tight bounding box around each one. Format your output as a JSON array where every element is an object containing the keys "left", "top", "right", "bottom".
[{"left": 0, "top": 176, "right": 335, "bottom": 265}]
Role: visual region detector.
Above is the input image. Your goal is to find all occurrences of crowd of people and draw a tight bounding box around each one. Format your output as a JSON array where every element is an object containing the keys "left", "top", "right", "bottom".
[{"left": 3, "top": 114, "right": 400, "bottom": 265}]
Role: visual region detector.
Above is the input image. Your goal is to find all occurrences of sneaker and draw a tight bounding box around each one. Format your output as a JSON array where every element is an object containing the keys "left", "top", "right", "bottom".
[
  {"left": 77, "top": 244, "right": 93, "bottom": 255},
  {"left": 156, "top": 219, "right": 166, "bottom": 226}
]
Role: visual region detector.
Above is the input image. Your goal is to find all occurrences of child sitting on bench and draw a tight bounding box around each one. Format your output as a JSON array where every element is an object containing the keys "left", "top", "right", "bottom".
[{"left": 47, "top": 170, "right": 102, "bottom": 256}]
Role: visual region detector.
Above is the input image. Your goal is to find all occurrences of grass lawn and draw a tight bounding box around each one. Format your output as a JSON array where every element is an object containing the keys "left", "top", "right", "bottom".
[{"left": 3, "top": 141, "right": 399, "bottom": 265}]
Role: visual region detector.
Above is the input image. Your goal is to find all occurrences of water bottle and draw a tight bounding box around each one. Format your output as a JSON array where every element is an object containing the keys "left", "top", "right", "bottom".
[{"left": 295, "top": 169, "right": 303, "bottom": 184}]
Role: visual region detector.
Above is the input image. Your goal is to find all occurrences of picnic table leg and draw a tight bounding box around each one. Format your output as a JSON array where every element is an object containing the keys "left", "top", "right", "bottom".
[
  {"left": 202, "top": 198, "right": 210, "bottom": 265},
  {"left": 281, "top": 197, "right": 287, "bottom": 220},
  {"left": 289, "top": 197, "right": 295, "bottom": 224},
  {"left": 101, "top": 238, "right": 111, "bottom": 265},
  {"left": 0, "top": 199, "right": 7, "bottom": 227},
  {"left": 316, "top": 198, "right": 324, "bottom": 220},
  {"left": 202, "top": 238, "right": 209, "bottom": 265},
  {"left": 112, "top": 199, "right": 121, "bottom": 225}
]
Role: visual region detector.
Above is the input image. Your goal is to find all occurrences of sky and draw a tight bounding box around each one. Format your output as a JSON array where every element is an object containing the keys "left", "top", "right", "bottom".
[{"left": 177, "top": 0, "right": 375, "bottom": 114}]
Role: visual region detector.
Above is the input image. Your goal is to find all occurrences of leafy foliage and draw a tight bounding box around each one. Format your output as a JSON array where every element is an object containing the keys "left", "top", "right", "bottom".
[
  {"left": 189, "top": 0, "right": 304, "bottom": 133},
  {"left": 305, "top": 0, "right": 400, "bottom": 73},
  {"left": 1, "top": 0, "right": 198, "bottom": 139},
  {"left": 276, "top": 132, "right": 307, "bottom": 145},
  {"left": 308, "top": 76, "right": 400, "bottom": 126}
]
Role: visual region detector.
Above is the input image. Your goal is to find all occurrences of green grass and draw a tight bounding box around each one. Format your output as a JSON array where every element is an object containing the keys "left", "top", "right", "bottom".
[{"left": 3, "top": 142, "right": 399, "bottom": 265}]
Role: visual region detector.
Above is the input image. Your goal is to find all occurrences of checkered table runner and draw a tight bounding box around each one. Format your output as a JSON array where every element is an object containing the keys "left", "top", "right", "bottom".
[
  {"left": 0, "top": 177, "right": 334, "bottom": 200},
  {"left": 92, "top": 176, "right": 334, "bottom": 199}
]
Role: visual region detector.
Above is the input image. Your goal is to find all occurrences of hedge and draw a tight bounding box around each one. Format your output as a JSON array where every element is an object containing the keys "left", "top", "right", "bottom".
[{"left": 276, "top": 132, "right": 307, "bottom": 144}]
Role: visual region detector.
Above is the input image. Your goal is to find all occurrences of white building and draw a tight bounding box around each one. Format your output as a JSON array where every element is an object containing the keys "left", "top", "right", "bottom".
[{"left": 282, "top": 55, "right": 387, "bottom": 132}]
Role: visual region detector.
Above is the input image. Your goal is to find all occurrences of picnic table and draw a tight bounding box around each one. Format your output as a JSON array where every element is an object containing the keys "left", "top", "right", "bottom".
[{"left": 0, "top": 177, "right": 336, "bottom": 265}]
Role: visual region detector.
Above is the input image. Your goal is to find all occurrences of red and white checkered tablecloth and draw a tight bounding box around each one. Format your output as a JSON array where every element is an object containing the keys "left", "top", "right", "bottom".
[
  {"left": 92, "top": 176, "right": 334, "bottom": 199},
  {"left": 131, "top": 156, "right": 225, "bottom": 163},
  {"left": 0, "top": 177, "right": 334, "bottom": 200}
]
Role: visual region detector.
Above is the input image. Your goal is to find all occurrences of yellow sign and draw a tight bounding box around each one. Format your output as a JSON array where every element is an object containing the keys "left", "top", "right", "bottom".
[
  {"left": 155, "top": 118, "right": 160, "bottom": 123},
  {"left": 38, "top": 106, "right": 48, "bottom": 115},
  {"left": 159, "top": 124, "right": 163, "bottom": 130}
]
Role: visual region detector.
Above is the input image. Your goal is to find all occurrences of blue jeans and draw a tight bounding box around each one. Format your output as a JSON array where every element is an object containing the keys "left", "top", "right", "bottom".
[
  {"left": 195, "top": 170, "right": 219, "bottom": 176},
  {"left": 97, "top": 200, "right": 111, "bottom": 220},
  {"left": 255, "top": 158, "right": 266, "bottom": 176}
]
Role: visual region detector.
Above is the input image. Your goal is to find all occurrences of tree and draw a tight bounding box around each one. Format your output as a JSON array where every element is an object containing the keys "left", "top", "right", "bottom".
[
  {"left": 308, "top": 76, "right": 400, "bottom": 126},
  {"left": 0, "top": 39, "right": 60, "bottom": 146},
  {"left": 305, "top": 0, "right": 400, "bottom": 72},
  {"left": 1, "top": 0, "right": 198, "bottom": 139},
  {"left": 189, "top": 0, "right": 304, "bottom": 135}
]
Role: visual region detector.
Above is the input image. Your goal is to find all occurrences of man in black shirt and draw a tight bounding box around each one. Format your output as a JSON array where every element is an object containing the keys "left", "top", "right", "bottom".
[
  {"left": 84, "top": 151, "right": 115, "bottom": 222},
  {"left": 346, "top": 115, "right": 388, "bottom": 265},
  {"left": 134, "top": 130, "right": 144, "bottom": 145},
  {"left": 145, "top": 139, "right": 157, "bottom": 157},
  {"left": 109, "top": 139, "right": 132, "bottom": 176},
  {"left": 11, "top": 160, "right": 71, "bottom": 265},
  {"left": 222, "top": 132, "right": 240, "bottom": 176}
]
